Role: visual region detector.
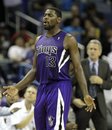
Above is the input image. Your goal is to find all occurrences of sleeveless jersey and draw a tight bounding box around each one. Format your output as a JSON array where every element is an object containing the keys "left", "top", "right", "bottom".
[{"left": 35, "top": 31, "right": 71, "bottom": 84}]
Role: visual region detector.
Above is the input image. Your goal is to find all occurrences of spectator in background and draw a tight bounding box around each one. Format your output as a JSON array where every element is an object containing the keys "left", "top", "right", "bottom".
[
  {"left": 8, "top": 34, "right": 29, "bottom": 62},
  {"left": 83, "top": 26, "right": 98, "bottom": 55},
  {"left": 83, "top": 2, "right": 102, "bottom": 25},
  {"left": 62, "top": 4, "right": 81, "bottom": 27},
  {"left": 83, "top": 19, "right": 100, "bottom": 40},
  {"left": 6, "top": 85, "right": 37, "bottom": 130},
  {"left": 72, "top": 39, "right": 112, "bottom": 130},
  {"left": 11, "top": 26, "right": 32, "bottom": 44},
  {"left": 83, "top": 2, "right": 107, "bottom": 42},
  {"left": 63, "top": 17, "right": 84, "bottom": 43},
  {"left": 82, "top": 19, "right": 100, "bottom": 57}
]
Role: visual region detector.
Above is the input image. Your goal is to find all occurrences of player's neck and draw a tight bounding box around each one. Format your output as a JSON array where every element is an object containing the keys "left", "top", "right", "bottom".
[{"left": 46, "top": 28, "right": 61, "bottom": 37}]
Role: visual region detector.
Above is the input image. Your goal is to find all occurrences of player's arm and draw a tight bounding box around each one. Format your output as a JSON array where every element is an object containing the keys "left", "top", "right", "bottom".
[
  {"left": 64, "top": 34, "right": 95, "bottom": 110},
  {"left": 64, "top": 34, "right": 88, "bottom": 96}
]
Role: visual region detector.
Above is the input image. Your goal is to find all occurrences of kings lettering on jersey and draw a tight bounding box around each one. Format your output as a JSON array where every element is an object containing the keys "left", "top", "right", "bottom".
[{"left": 36, "top": 45, "right": 58, "bottom": 56}]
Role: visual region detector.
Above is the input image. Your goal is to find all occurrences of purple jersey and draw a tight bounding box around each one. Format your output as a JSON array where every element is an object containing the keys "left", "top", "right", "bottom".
[{"left": 35, "top": 31, "right": 70, "bottom": 84}]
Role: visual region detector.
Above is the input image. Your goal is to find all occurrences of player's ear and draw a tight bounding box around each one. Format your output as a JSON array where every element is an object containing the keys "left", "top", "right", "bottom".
[{"left": 57, "top": 17, "right": 62, "bottom": 24}]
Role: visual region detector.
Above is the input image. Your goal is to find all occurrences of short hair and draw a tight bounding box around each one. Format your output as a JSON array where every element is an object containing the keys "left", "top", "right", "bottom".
[
  {"left": 27, "top": 84, "right": 37, "bottom": 91},
  {"left": 87, "top": 39, "right": 102, "bottom": 53},
  {"left": 46, "top": 7, "right": 62, "bottom": 18}
]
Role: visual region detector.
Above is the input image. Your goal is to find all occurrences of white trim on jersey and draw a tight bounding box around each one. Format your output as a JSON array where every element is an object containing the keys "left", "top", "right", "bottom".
[
  {"left": 58, "top": 49, "right": 70, "bottom": 73},
  {"left": 54, "top": 89, "right": 65, "bottom": 130}
]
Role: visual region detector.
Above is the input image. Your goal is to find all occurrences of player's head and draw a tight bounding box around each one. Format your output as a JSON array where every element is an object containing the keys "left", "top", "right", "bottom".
[{"left": 43, "top": 7, "right": 62, "bottom": 30}]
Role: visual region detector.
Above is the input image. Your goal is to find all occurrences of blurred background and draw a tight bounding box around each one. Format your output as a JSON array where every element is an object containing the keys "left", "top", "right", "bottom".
[{"left": 0, "top": 0, "right": 112, "bottom": 88}]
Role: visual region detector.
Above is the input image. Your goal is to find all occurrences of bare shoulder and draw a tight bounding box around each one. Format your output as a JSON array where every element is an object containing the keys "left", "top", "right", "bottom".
[
  {"left": 34, "top": 35, "right": 42, "bottom": 51},
  {"left": 64, "top": 33, "right": 78, "bottom": 50},
  {"left": 35, "top": 35, "right": 42, "bottom": 43},
  {"left": 34, "top": 35, "right": 42, "bottom": 55}
]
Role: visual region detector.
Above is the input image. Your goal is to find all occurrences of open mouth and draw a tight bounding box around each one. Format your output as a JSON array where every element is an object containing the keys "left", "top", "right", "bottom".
[{"left": 43, "top": 21, "right": 49, "bottom": 26}]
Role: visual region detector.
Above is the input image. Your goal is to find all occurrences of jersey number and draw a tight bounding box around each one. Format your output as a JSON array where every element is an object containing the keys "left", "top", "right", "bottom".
[{"left": 46, "top": 56, "right": 56, "bottom": 67}]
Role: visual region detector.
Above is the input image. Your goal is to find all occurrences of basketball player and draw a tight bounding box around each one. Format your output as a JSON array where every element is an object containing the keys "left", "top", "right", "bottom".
[{"left": 3, "top": 7, "right": 95, "bottom": 130}]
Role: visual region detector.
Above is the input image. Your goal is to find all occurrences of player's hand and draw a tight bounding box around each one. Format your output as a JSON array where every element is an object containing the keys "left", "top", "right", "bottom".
[
  {"left": 84, "top": 95, "right": 96, "bottom": 112},
  {"left": 3, "top": 86, "right": 18, "bottom": 97},
  {"left": 72, "top": 98, "right": 86, "bottom": 108}
]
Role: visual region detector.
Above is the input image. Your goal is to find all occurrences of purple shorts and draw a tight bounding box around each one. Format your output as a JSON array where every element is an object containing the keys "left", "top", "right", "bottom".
[{"left": 34, "top": 80, "right": 72, "bottom": 130}]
